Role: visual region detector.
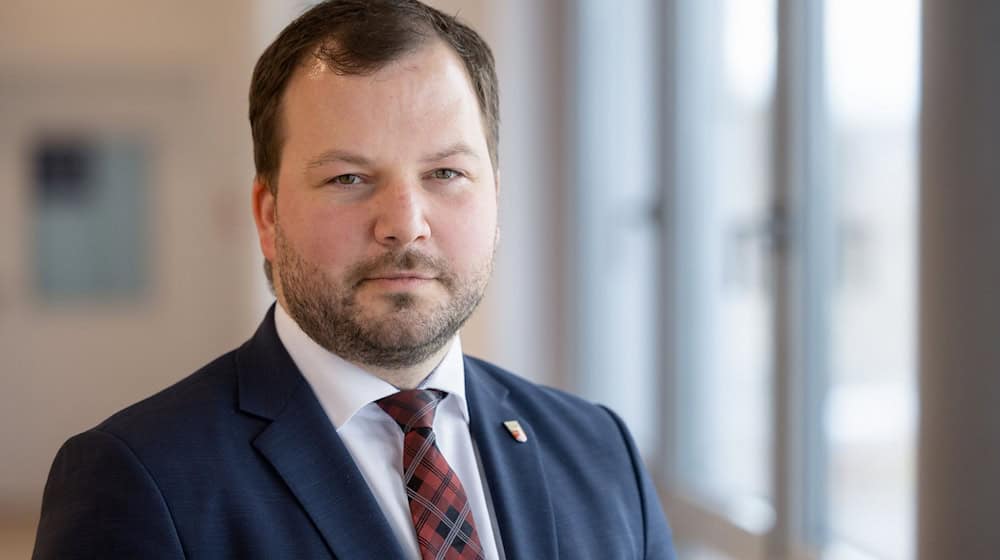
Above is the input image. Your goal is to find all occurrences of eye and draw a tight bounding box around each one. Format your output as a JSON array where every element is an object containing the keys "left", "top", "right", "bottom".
[
  {"left": 328, "top": 174, "right": 363, "bottom": 185},
  {"left": 430, "top": 168, "right": 462, "bottom": 180}
]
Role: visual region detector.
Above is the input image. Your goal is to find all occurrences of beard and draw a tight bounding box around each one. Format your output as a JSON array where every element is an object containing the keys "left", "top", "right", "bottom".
[{"left": 274, "top": 221, "right": 494, "bottom": 370}]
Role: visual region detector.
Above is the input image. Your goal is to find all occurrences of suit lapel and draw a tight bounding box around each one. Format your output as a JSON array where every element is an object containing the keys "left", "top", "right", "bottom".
[
  {"left": 237, "top": 308, "right": 405, "bottom": 559},
  {"left": 465, "top": 358, "right": 558, "bottom": 559}
]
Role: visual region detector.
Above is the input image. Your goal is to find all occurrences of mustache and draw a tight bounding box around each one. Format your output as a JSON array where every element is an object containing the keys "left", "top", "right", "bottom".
[{"left": 347, "top": 249, "right": 452, "bottom": 287}]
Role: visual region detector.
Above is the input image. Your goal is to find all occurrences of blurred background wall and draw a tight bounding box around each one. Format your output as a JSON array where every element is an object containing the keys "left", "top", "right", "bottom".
[
  {"left": 0, "top": 1, "right": 260, "bottom": 554},
  {"left": 1, "top": 1, "right": 997, "bottom": 559}
]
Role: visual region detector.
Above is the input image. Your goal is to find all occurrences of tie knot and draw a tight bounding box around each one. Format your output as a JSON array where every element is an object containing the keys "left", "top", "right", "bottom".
[{"left": 376, "top": 389, "right": 445, "bottom": 432}]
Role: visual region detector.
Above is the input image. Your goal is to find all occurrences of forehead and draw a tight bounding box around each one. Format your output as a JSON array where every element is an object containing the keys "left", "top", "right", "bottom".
[{"left": 279, "top": 41, "right": 486, "bottom": 153}]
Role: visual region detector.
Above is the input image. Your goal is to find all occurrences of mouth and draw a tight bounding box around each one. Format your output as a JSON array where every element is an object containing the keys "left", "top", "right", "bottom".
[
  {"left": 360, "top": 271, "right": 437, "bottom": 289},
  {"left": 366, "top": 271, "right": 436, "bottom": 281}
]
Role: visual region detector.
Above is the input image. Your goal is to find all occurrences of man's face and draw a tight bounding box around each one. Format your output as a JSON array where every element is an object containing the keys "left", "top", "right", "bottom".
[{"left": 253, "top": 41, "right": 498, "bottom": 370}]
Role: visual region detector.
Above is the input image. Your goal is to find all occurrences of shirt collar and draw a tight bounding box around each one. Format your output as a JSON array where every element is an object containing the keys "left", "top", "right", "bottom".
[{"left": 273, "top": 303, "right": 469, "bottom": 429}]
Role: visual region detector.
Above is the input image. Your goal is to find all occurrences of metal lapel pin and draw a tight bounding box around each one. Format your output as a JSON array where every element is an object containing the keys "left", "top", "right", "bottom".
[{"left": 503, "top": 420, "right": 528, "bottom": 443}]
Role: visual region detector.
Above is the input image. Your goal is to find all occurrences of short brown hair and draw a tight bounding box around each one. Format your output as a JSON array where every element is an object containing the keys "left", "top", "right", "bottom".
[{"left": 249, "top": 0, "right": 500, "bottom": 194}]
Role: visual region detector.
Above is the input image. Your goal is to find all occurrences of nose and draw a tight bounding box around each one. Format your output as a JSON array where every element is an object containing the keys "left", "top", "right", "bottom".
[{"left": 373, "top": 179, "right": 431, "bottom": 247}]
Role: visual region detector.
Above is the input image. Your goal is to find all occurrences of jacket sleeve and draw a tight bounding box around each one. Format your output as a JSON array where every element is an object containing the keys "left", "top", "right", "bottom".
[
  {"left": 33, "top": 429, "right": 186, "bottom": 559},
  {"left": 600, "top": 406, "right": 678, "bottom": 560}
]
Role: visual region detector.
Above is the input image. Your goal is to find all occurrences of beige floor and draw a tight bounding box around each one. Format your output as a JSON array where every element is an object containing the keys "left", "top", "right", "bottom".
[{"left": 0, "top": 518, "right": 36, "bottom": 560}]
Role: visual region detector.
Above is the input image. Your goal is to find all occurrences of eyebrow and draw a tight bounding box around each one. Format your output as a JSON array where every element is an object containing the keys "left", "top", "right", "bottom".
[
  {"left": 304, "top": 142, "right": 481, "bottom": 170},
  {"left": 305, "top": 149, "right": 372, "bottom": 170},
  {"left": 421, "top": 143, "right": 481, "bottom": 163}
]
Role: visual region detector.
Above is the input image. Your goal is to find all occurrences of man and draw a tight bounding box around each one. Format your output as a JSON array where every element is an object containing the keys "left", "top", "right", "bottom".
[{"left": 33, "top": 1, "right": 676, "bottom": 558}]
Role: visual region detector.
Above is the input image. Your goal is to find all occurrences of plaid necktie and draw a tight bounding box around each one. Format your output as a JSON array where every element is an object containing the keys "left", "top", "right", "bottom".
[{"left": 377, "top": 389, "right": 485, "bottom": 560}]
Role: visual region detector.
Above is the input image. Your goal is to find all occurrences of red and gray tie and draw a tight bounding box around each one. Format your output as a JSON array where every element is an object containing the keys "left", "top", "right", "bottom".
[{"left": 377, "top": 389, "right": 485, "bottom": 560}]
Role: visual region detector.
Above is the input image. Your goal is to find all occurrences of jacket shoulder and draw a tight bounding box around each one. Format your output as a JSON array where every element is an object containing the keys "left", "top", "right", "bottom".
[
  {"left": 464, "top": 355, "right": 621, "bottom": 434},
  {"left": 93, "top": 347, "right": 247, "bottom": 450},
  {"left": 464, "top": 355, "right": 677, "bottom": 558}
]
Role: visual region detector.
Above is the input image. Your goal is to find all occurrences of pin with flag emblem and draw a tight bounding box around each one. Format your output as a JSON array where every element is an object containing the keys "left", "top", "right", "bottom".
[{"left": 504, "top": 420, "right": 528, "bottom": 443}]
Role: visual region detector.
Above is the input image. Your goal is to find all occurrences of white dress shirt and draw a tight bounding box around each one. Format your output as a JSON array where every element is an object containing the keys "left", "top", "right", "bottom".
[{"left": 274, "top": 304, "right": 504, "bottom": 560}]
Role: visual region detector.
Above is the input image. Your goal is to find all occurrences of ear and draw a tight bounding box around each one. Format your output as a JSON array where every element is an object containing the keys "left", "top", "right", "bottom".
[{"left": 252, "top": 178, "right": 278, "bottom": 264}]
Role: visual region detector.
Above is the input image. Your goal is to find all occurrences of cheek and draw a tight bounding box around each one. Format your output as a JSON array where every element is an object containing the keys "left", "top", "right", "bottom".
[
  {"left": 282, "top": 204, "right": 369, "bottom": 266},
  {"left": 438, "top": 195, "right": 498, "bottom": 267}
]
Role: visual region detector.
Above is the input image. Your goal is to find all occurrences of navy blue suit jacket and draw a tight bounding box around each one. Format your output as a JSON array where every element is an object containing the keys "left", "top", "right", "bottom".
[{"left": 34, "top": 308, "right": 676, "bottom": 559}]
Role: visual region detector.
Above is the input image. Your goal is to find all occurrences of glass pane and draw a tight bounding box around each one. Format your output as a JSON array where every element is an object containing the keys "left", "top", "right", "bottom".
[
  {"left": 574, "top": 0, "right": 660, "bottom": 456},
  {"left": 823, "top": 0, "right": 920, "bottom": 557},
  {"left": 673, "top": 0, "right": 776, "bottom": 526},
  {"left": 32, "top": 135, "right": 148, "bottom": 302}
]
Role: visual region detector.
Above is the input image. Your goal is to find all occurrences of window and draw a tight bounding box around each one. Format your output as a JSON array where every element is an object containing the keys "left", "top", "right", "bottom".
[
  {"left": 570, "top": 0, "right": 920, "bottom": 558},
  {"left": 668, "top": 0, "right": 777, "bottom": 520}
]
